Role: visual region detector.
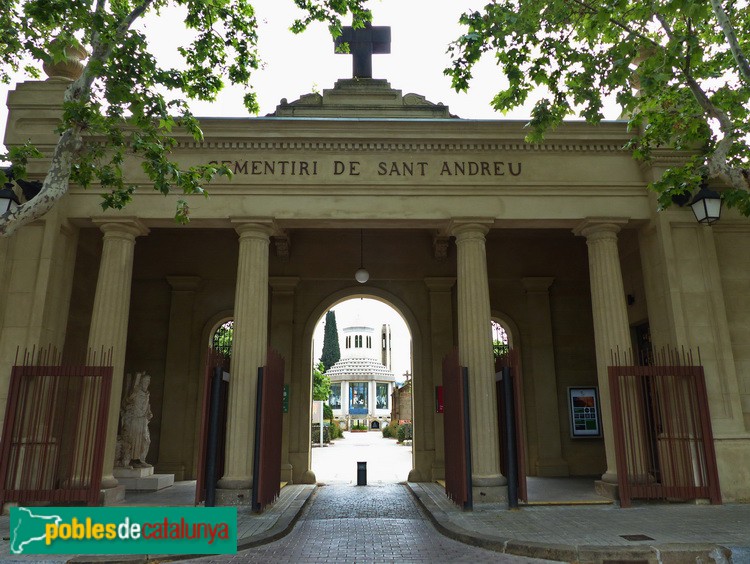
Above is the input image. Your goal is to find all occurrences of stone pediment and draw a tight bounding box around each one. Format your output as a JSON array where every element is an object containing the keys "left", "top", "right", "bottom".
[{"left": 270, "top": 78, "right": 456, "bottom": 119}]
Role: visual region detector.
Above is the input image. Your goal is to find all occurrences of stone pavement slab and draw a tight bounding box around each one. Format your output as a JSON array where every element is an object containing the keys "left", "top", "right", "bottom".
[
  {"left": 183, "top": 483, "right": 547, "bottom": 563},
  {"left": 408, "top": 481, "right": 750, "bottom": 563}
]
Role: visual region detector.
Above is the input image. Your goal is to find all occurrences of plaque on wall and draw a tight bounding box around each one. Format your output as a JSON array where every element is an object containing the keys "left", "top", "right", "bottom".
[{"left": 568, "top": 387, "right": 601, "bottom": 438}]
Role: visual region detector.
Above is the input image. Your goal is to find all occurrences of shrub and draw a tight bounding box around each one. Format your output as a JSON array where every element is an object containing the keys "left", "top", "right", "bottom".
[
  {"left": 311, "top": 423, "right": 330, "bottom": 443},
  {"left": 397, "top": 423, "right": 413, "bottom": 443},
  {"left": 351, "top": 423, "right": 368, "bottom": 431},
  {"left": 382, "top": 421, "right": 398, "bottom": 438},
  {"left": 329, "top": 421, "right": 343, "bottom": 440},
  {"left": 323, "top": 403, "right": 333, "bottom": 421}
]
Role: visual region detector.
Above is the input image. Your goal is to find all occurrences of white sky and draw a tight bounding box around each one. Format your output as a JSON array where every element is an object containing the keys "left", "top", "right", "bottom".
[
  {"left": 152, "top": 0, "right": 514, "bottom": 120},
  {"left": 0, "top": 0, "right": 584, "bottom": 155}
]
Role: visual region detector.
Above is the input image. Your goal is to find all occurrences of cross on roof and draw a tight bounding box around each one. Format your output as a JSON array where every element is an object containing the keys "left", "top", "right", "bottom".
[{"left": 334, "top": 22, "right": 391, "bottom": 79}]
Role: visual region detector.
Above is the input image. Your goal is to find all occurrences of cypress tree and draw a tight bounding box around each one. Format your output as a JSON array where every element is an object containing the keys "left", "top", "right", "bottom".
[{"left": 320, "top": 310, "right": 341, "bottom": 372}]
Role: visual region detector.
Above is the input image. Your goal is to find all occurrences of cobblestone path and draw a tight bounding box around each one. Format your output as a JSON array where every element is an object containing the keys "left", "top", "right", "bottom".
[{"left": 185, "top": 483, "right": 546, "bottom": 563}]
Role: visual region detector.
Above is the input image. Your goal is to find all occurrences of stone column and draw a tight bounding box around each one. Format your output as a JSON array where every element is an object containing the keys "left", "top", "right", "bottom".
[
  {"left": 0, "top": 213, "right": 78, "bottom": 435},
  {"left": 269, "top": 276, "right": 299, "bottom": 484},
  {"left": 342, "top": 382, "right": 349, "bottom": 417},
  {"left": 217, "top": 220, "right": 273, "bottom": 501},
  {"left": 451, "top": 221, "right": 505, "bottom": 498},
  {"left": 521, "top": 277, "right": 569, "bottom": 476},
  {"left": 156, "top": 276, "right": 202, "bottom": 481},
  {"left": 425, "top": 277, "right": 456, "bottom": 481},
  {"left": 574, "top": 219, "right": 631, "bottom": 487},
  {"left": 368, "top": 381, "right": 374, "bottom": 420},
  {"left": 87, "top": 219, "right": 149, "bottom": 491}
]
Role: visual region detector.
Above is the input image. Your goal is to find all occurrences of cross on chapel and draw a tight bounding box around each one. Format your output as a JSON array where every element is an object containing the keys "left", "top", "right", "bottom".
[{"left": 334, "top": 22, "right": 391, "bottom": 79}]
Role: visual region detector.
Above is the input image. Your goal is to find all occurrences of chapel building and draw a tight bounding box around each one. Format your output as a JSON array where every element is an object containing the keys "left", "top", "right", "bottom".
[{"left": 325, "top": 324, "right": 396, "bottom": 431}]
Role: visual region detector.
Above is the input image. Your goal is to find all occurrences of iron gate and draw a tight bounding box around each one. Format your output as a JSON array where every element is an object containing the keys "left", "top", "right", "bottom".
[
  {"left": 442, "top": 347, "right": 472, "bottom": 509},
  {"left": 609, "top": 350, "right": 721, "bottom": 507},
  {"left": 195, "top": 348, "right": 229, "bottom": 506},
  {"left": 495, "top": 348, "right": 527, "bottom": 504},
  {"left": 0, "top": 349, "right": 112, "bottom": 506},
  {"left": 252, "top": 348, "right": 284, "bottom": 512}
]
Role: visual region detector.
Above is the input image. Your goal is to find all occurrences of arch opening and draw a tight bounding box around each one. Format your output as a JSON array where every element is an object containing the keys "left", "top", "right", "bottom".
[{"left": 310, "top": 296, "right": 413, "bottom": 484}]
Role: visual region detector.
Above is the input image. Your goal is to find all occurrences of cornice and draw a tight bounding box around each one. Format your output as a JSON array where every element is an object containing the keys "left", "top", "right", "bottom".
[{"left": 175, "top": 139, "right": 631, "bottom": 153}]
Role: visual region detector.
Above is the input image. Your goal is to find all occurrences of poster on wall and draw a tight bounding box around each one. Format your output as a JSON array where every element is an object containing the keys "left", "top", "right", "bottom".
[
  {"left": 349, "top": 382, "right": 368, "bottom": 415},
  {"left": 568, "top": 387, "right": 601, "bottom": 437}
]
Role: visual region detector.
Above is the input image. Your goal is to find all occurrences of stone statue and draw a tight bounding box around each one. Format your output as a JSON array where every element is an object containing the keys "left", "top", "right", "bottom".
[{"left": 116, "top": 372, "right": 153, "bottom": 469}]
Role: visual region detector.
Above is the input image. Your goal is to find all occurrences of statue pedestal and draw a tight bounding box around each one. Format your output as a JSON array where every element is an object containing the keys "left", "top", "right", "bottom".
[{"left": 113, "top": 466, "right": 174, "bottom": 491}]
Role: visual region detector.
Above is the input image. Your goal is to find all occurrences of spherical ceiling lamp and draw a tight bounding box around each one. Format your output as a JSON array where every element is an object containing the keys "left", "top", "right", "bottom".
[
  {"left": 355, "top": 229, "right": 369, "bottom": 283},
  {"left": 355, "top": 267, "right": 370, "bottom": 284}
]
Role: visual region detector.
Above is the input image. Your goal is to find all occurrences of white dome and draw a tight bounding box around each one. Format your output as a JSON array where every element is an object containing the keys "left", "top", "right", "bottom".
[{"left": 326, "top": 356, "right": 395, "bottom": 382}]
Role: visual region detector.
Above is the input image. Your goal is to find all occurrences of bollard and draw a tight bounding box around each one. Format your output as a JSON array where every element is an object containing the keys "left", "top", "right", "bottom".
[{"left": 357, "top": 461, "right": 367, "bottom": 485}]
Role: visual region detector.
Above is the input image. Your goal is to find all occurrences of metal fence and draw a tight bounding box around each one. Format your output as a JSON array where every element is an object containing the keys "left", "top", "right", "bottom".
[
  {"left": 0, "top": 349, "right": 112, "bottom": 507},
  {"left": 608, "top": 349, "right": 721, "bottom": 508}
]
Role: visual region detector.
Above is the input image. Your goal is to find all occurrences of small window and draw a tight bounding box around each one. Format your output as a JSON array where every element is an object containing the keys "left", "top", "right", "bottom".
[
  {"left": 211, "top": 320, "right": 233, "bottom": 359},
  {"left": 329, "top": 384, "right": 341, "bottom": 409},
  {"left": 376, "top": 383, "right": 389, "bottom": 409},
  {"left": 349, "top": 382, "right": 368, "bottom": 414},
  {"left": 491, "top": 320, "right": 509, "bottom": 359}
]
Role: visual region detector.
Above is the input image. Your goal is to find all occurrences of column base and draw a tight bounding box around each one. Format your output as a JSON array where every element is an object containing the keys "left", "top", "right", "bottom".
[
  {"left": 594, "top": 479, "right": 619, "bottom": 500},
  {"left": 215, "top": 488, "right": 253, "bottom": 506},
  {"left": 473, "top": 484, "right": 508, "bottom": 503},
  {"left": 407, "top": 468, "right": 424, "bottom": 482},
  {"left": 99, "top": 485, "right": 126, "bottom": 505},
  {"left": 100, "top": 474, "right": 119, "bottom": 489},
  {"left": 300, "top": 470, "right": 316, "bottom": 484}
]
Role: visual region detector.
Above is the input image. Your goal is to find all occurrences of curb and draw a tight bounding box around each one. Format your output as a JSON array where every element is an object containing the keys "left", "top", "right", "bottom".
[
  {"left": 67, "top": 485, "right": 316, "bottom": 563},
  {"left": 406, "top": 483, "right": 735, "bottom": 564},
  {"left": 236, "top": 485, "right": 315, "bottom": 551}
]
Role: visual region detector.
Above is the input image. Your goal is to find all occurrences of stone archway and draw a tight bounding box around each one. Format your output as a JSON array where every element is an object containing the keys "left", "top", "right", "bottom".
[{"left": 294, "top": 288, "right": 429, "bottom": 485}]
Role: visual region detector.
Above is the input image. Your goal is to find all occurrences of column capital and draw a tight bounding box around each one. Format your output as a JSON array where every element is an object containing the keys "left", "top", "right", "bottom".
[
  {"left": 521, "top": 277, "right": 555, "bottom": 292},
  {"left": 573, "top": 218, "right": 628, "bottom": 239},
  {"left": 230, "top": 218, "right": 276, "bottom": 239},
  {"left": 269, "top": 276, "right": 301, "bottom": 293},
  {"left": 449, "top": 218, "right": 494, "bottom": 239},
  {"left": 166, "top": 275, "right": 202, "bottom": 292},
  {"left": 424, "top": 277, "right": 456, "bottom": 292},
  {"left": 92, "top": 217, "right": 149, "bottom": 239}
]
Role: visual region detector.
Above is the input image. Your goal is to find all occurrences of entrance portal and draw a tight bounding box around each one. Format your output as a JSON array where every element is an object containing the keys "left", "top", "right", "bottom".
[{"left": 310, "top": 297, "right": 412, "bottom": 484}]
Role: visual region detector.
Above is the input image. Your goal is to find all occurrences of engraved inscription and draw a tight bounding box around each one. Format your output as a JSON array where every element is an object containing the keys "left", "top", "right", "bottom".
[{"left": 208, "top": 158, "right": 523, "bottom": 179}]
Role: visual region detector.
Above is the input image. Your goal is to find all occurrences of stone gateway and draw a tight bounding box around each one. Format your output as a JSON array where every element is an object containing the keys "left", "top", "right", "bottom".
[{"left": 2, "top": 44, "right": 750, "bottom": 508}]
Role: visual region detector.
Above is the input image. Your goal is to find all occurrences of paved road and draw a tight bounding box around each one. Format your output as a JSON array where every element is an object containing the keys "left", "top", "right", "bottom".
[
  {"left": 312, "top": 431, "right": 412, "bottom": 484},
  {"left": 185, "top": 483, "right": 547, "bottom": 563}
]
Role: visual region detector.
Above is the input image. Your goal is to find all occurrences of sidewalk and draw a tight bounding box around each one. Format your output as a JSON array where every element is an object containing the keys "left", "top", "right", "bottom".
[{"left": 407, "top": 481, "right": 750, "bottom": 563}]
